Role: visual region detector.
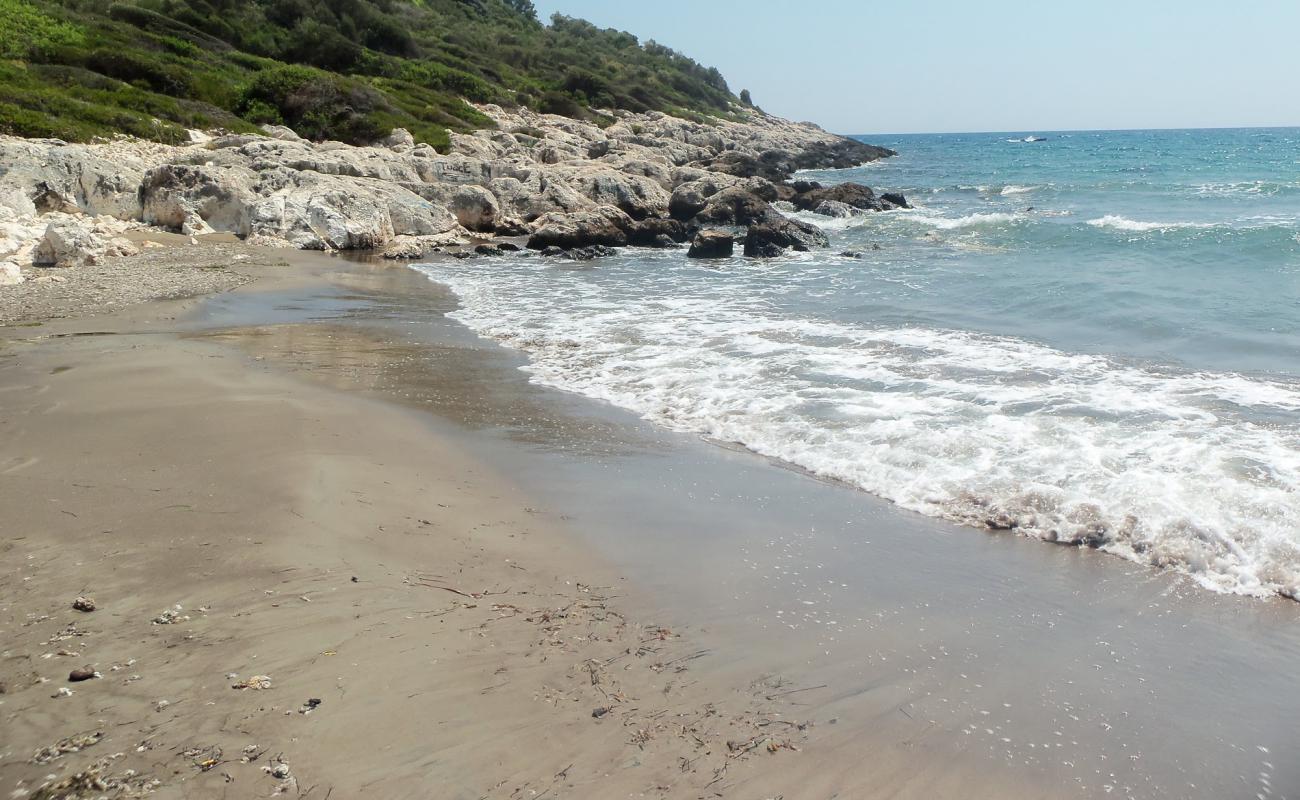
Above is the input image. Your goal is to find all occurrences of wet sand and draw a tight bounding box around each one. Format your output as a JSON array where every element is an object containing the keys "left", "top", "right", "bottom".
[{"left": 4, "top": 252, "right": 1299, "bottom": 798}]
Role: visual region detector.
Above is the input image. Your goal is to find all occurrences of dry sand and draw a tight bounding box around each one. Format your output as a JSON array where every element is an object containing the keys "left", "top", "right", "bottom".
[{"left": 0, "top": 254, "right": 823, "bottom": 799}]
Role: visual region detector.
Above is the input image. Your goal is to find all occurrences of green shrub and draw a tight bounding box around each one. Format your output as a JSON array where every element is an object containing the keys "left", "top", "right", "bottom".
[{"left": 0, "top": 0, "right": 85, "bottom": 59}]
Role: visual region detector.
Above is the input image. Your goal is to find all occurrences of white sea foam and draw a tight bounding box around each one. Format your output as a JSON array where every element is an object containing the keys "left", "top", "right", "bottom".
[
  {"left": 913, "top": 212, "right": 1027, "bottom": 230},
  {"left": 1086, "top": 215, "right": 1216, "bottom": 232},
  {"left": 417, "top": 260, "right": 1300, "bottom": 600},
  {"left": 1000, "top": 185, "right": 1036, "bottom": 195}
]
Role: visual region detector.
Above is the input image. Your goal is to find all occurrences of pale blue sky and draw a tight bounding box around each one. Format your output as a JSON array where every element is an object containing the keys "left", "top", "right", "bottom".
[{"left": 532, "top": 1, "right": 1300, "bottom": 134}]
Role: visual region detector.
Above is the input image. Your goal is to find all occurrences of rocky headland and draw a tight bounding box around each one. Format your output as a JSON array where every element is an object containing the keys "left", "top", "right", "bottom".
[{"left": 0, "top": 103, "right": 904, "bottom": 298}]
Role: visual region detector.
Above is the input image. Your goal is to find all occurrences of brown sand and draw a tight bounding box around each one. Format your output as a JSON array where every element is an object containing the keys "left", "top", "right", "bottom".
[{"left": 0, "top": 256, "right": 820, "bottom": 799}]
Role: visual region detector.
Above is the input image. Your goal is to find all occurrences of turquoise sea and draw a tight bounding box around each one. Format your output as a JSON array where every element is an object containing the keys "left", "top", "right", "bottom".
[{"left": 419, "top": 127, "right": 1300, "bottom": 599}]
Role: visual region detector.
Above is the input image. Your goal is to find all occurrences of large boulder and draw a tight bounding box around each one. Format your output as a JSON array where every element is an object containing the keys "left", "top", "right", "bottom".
[
  {"left": 447, "top": 185, "right": 500, "bottom": 232},
  {"left": 687, "top": 230, "right": 734, "bottom": 259},
  {"left": 558, "top": 168, "right": 670, "bottom": 220},
  {"left": 624, "top": 217, "right": 687, "bottom": 247},
  {"left": 378, "top": 128, "right": 415, "bottom": 152},
  {"left": 140, "top": 164, "right": 255, "bottom": 235},
  {"left": 693, "top": 188, "right": 772, "bottom": 226},
  {"left": 743, "top": 215, "right": 828, "bottom": 258},
  {"left": 526, "top": 206, "right": 632, "bottom": 250},
  {"left": 31, "top": 220, "right": 138, "bottom": 267},
  {"left": 792, "top": 182, "right": 885, "bottom": 213}
]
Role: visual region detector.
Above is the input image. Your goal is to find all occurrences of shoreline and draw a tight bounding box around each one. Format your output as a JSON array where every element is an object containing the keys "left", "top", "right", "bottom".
[
  {"left": 3, "top": 251, "right": 1299, "bottom": 798},
  {"left": 0, "top": 255, "right": 831, "bottom": 798}
]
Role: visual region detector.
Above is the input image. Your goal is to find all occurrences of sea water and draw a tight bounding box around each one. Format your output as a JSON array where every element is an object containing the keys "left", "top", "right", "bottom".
[{"left": 418, "top": 127, "right": 1300, "bottom": 599}]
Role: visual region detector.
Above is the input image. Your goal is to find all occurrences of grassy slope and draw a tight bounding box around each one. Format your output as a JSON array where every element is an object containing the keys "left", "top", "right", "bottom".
[{"left": 0, "top": 0, "right": 747, "bottom": 150}]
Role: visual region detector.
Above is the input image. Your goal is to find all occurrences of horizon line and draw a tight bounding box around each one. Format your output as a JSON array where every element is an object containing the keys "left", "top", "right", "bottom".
[{"left": 839, "top": 123, "right": 1300, "bottom": 138}]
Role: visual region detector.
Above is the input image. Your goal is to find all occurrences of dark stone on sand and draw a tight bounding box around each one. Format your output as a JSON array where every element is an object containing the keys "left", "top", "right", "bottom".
[
  {"left": 687, "top": 229, "right": 735, "bottom": 259},
  {"left": 68, "top": 668, "right": 96, "bottom": 682}
]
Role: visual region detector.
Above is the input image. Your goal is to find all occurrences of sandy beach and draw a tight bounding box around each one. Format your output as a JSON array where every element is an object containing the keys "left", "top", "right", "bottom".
[
  {"left": 4, "top": 250, "right": 1299, "bottom": 800},
  {"left": 0, "top": 251, "right": 842, "bottom": 799}
]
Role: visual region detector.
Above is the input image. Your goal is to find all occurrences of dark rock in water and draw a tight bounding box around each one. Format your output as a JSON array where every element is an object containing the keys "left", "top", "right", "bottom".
[
  {"left": 473, "top": 244, "right": 502, "bottom": 256},
  {"left": 687, "top": 229, "right": 735, "bottom": 259},
  {"left": 562, "top": 245, "right": 618, "bottom": 261},
  {"left": 792, "top": 180, "right": 822, "bottom": 194},
  {"left": 793, "top": 182, "right": 883, "bottom": 212},
  {"left": 773, "top": 183, "right": 798, "bottom": 203},
  {"left": 840, "top": 250, "right": 863, "bottom": 258},
  {"left": 451, "top": 250, "right": 474, "bottom": 259},
  {"left": 650, "top": 234, "right": 679, "bottom": 248},
  {"left": 744, "top": 215, "right": 828, "bottom": 257},
  {"left": 626, "top": 217, "right": 687, "bottom": 246},
  {"left": 694, "top": 188, "right": 771, "bottom": 226},
  {"left": 880, "top": 192, "right": 910, "bottom": 209},
  {"left": 496, "top": 241, "right": 521, "bottom": 252},
  {"left": 744, "top": 235, "right": 784, "bottom": 258},
  {"left": 539, "top": 245, "right": 565, "bottom": 257}
]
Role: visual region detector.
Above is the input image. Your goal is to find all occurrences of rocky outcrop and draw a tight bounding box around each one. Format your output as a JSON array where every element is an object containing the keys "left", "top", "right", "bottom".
[
  {"left": 1, "top": 101, "right": 900, "bottom": 270},
  {"left": 687, "top": 230, "right": 734, "bottom": 259}
]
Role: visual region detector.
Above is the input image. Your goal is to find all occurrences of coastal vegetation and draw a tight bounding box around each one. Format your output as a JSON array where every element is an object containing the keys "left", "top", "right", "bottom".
[{"left": 0, "top": 0, "right": 741, "bottom": 148}]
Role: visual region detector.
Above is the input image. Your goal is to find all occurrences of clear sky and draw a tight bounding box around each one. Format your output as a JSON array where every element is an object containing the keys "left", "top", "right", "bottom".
[{"left": 532, "top": 0, "right": 1300, "bottom": 135}]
